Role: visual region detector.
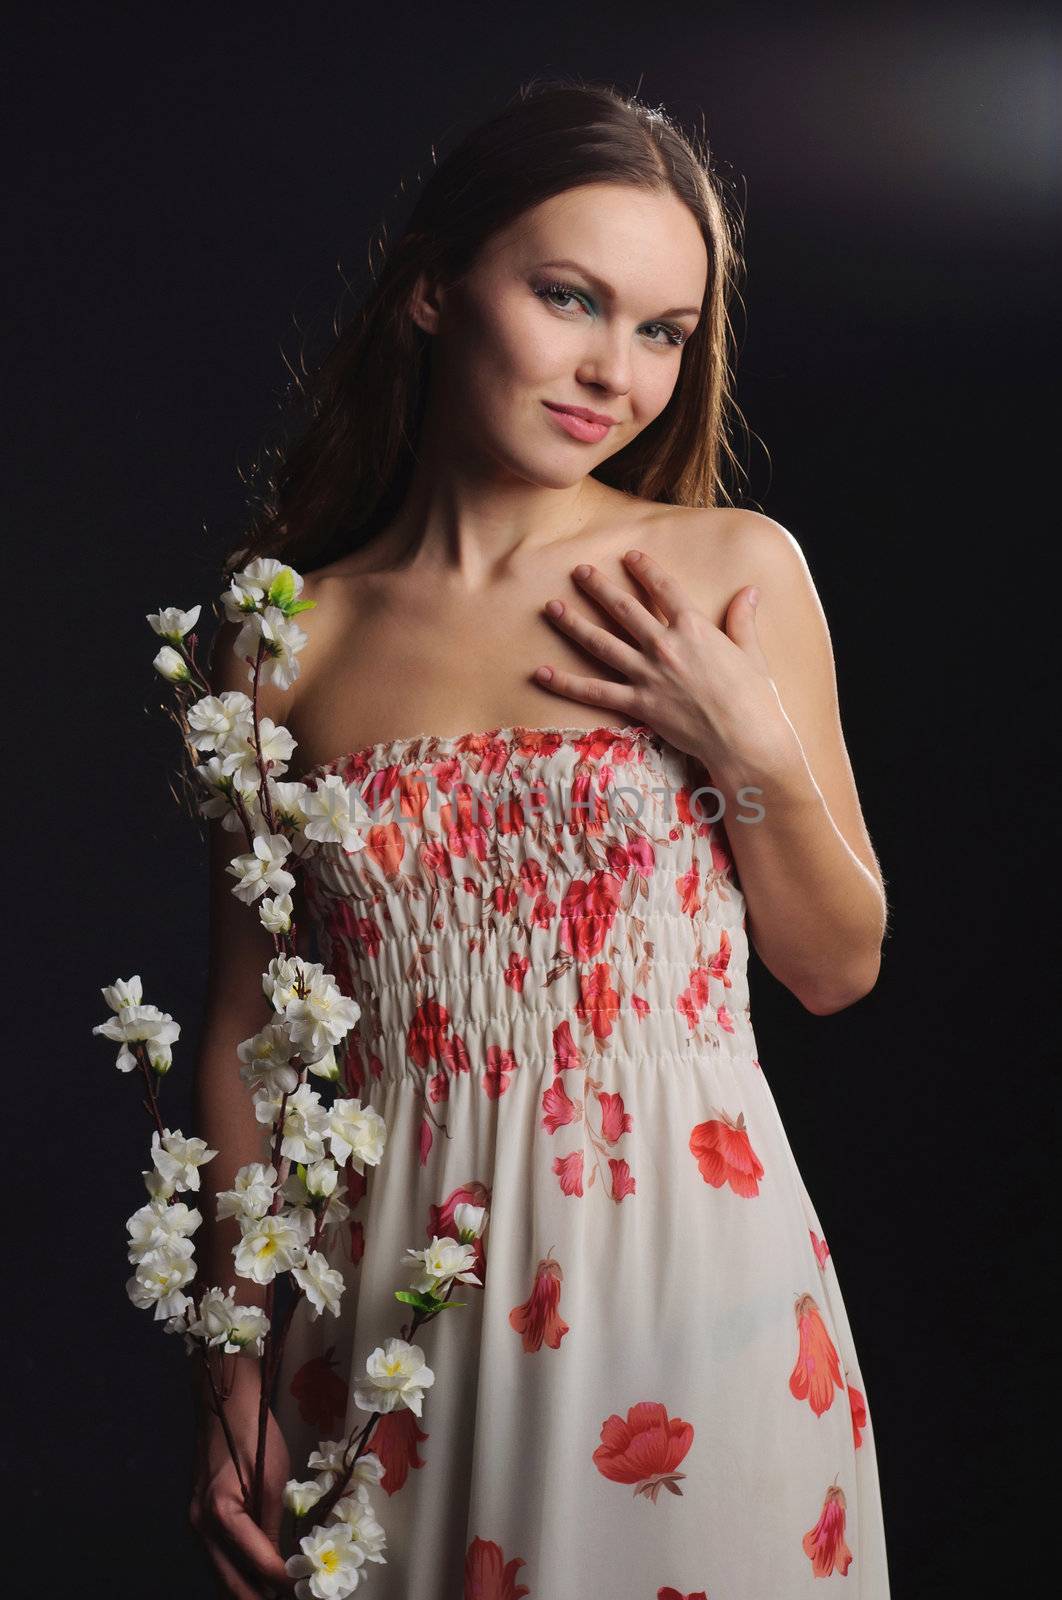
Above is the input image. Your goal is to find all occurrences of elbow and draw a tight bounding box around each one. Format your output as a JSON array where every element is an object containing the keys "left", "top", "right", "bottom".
[{"left": 798, "top": 951, "right": 881, "bottom": 1016}]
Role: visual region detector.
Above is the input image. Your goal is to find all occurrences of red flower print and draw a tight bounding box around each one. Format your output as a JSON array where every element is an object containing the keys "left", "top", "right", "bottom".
[
  {"left": 368, "top": 1407, "right": 430, "bottom": 1496},
  {"left": 605, "top": 841, "right": 633, "bottom": 880},
  {"left": 625, "top": 834, "right": 656, "bottom": 880},
  {"left": 658, "top": 1590, "right": 708, "bottom": 1600},
  {"left": 362, "top": 820, "right": 407, "bottom": 877},
  {"left": 689, "top": 1110, "right": 764, "bottom": 1198},
  {"left": 552, "top": 1150, "right": 584, "bottom": 1196},
  {"left": 508, "top": 1250, "right": 571, "bottom": 1352},
  {"left": 464, "top": 1535, "right": 530, "bottom": 1599},
  {"left": 847, "top": 1379, "right": 868, "bottom": 1448},
  {"left": 428, "top": 1070, "right": 449, "bottom": 1102},
  {"left": 483, "top": 1044, "right": 520, "bottom": 1099},
  {"left": 598, "top": 1090, "right": 633, "bottom": 1143},
  {"left": 288, "top": 1349, "right": 348, "bottom": 1432},
  {"left": 566, "top": 767, "right": 612, "bottom": 835},
  {"left": 810, "top": 1229, "right": 831, "bottom": 1269},
  {"left": 406, "top": 998, "right": 470, "bottom": 1086},
  {"left": 789, "top": 1293, "right": 845, "bottom": 1416},
  {"left": 418, "top": 1118, "right": 433, "bottom": 1165},
  {"left": 440, "top": 787, "right": 493, "bottom": 861},
  {"left": 559, "top": 871, "right": 622, "bottom": 960},
  {"left": 608, "top": 1156, "right": 636, "bottom": 1200},
  {"left": 676, "top": 863, "right": 701, "bottom": 918},
  {"left": 708, "top": 929, "right": 732, "bottom": 987},
  {"left": 802, "top": 1481, "right": 853, "bottom": 1576},
  {"left": 631, "top": 993, "right": 651, "bottom": 1020},
  {"left": 421, "top": 837, "right": 454, "bottom": 883},
  {"left": 503, "top": 952, "right": 530, "bottom": 993},
  {"left": 675, "top": 778, "right": 717, "bottom": 839},
  {"left": 575, "top": 963, "right": 621, "bottom": 1041},
  {"left": 552, "top": 1020, "right": 583, "bottom": 1074},
  {"left": 541, "top": 1077, "right": 581, "bottom": 1133},
  {"left": 491, "top": 883, "right": 519, "bottom": 916},
  {"left": 529, "top": 890, "right": 556, "bottom": 928},
  {"left": 715, "top": 1004, "right": 736, "bottom": 1034},
  {"left": 593, "top": 1401, "right": 694, "bottom": 1501},
  {"left": 519, "top": 857, "right": 546, "bottom": 896},
  {"left": 494, "top": 789, "right": 527, "bottom": 834},
  {"left": 407, "top": 999, "right": 453, "bottom": 1070}
]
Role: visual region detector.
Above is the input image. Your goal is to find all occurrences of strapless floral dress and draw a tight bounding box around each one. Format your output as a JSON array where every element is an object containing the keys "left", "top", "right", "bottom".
[{"left": 274, "top": 722, "right": 892, "bottom": 1599}]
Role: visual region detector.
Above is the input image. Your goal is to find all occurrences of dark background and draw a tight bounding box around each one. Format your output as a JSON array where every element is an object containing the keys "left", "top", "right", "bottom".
[{"left": 9, "top": 1, "right": 1056, "bottom": 1593}]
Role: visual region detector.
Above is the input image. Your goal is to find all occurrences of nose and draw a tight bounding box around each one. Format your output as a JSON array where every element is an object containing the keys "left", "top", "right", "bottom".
[{"left": 575, "top": 327, "right": 633, "bottom": 400}]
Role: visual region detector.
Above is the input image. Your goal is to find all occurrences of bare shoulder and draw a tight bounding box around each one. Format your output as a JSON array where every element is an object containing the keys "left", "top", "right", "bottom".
[{"left": 635, "top": 503, "right": 811, "bottom": 622}]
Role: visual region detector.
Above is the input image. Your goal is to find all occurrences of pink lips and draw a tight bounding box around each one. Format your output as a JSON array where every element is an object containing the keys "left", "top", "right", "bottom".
[{"left": 543, "top": 403, "right": 613, "bottom": 444}]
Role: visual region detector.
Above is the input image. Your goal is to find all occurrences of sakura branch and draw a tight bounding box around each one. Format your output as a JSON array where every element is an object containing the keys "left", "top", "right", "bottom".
[{"left": 92, "top": 557, "right": 489, "bottom": 1598}]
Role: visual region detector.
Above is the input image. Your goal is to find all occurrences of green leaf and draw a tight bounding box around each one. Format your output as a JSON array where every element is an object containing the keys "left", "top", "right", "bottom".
[
  {"left": 393, "top": 1290, "right": 438, "bottom": 1312},
  {"left": 287, "top": 599, "right": 317, "bottom": 616},
  {"left": 267, "top": 568, "right": 297, "bottom": 610}
]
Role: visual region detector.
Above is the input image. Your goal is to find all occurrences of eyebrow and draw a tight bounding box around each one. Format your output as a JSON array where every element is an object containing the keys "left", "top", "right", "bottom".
[{"left": 534, "top": 258, "right": 703, "bottom": 320}]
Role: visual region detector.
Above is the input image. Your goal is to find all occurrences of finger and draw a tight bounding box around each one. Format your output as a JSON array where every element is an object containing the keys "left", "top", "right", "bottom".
[
  {"left": 532, "top": 662, "right": 641, "bottom": 719},
  {"left": 725, "top": 584, "right": 772, "bottom": 672},
  {"left": 210, "top": 1485, "right": 292, "bottom": 1591},
  {"left": 569, "top": 562, "right": 668, "bottom": 644},
  {"left": 621, "top": 548, "right": 690, "bottom": 625},
  {"left": 542, "top": 598, "right": 644, "bottom": 676}
]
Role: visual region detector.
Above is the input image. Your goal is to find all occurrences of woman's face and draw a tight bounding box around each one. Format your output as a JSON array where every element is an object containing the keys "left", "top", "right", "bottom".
[{"left": 413, "top": 182, "right": 709, "bottom": 487}]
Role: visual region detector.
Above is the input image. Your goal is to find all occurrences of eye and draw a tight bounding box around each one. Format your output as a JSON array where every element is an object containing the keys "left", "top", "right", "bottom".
[
  {"left": 533, "top": 281, "right": 688, "bottom": 347},
  {"left": 534, "top": 280, "right": 592, "bottom": 316}
]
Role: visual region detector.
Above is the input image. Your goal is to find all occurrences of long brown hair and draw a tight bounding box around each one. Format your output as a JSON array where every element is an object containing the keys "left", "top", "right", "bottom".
[{"left": 227, "top": 76, "right": 750, "bottom": 579}]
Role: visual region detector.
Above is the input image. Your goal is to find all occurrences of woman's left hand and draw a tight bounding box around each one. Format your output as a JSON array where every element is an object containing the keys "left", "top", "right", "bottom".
[{"left": 535, "top": 548, "right": 801, "bottom": 784}]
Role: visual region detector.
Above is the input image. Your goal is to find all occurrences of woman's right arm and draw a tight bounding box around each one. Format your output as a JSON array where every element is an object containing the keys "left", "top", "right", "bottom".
[{"left": 187, "top": 613, "right": 305, "bottom": 1597}]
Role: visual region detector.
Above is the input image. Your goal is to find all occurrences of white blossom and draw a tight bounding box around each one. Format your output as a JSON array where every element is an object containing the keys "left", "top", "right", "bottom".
[
  {"left": 153, "top": 644, "right": 190, "bottom": 682},
  {"left": 266, "top": 1083, "right": 331, "bottom": 1165},
  {"left": 99, "top": 975, "right": 143, "bottom": 1013},
  {"left": 234, "top": 1206, "right": 314, "bottom": 1284},
  {"left": 352, "top": 1338, "right": 435, "bottom": 1418},
  {"left": 93, "top": 994, "right": 181, "bottom": 1074},
  {"left": 259, "top": 890, "right": 294, "bottom": 934},
  {"left": 233, "top": 604, "right": 308, "bottom": 692},
  {"left": 301, "top": 773, "right": 366, "bottom": 854},
  {"left": 329, "top": 1490, "right": 388, "bottom": 1564},
  {"left": 283, "top": 1478, "right": 327, "bottom": 1517},
  {"left": 282, "top": 972, "right": 361, "bottom": 1065},
  {"left": 186, "top": 690, "right": 254, "bottom": 755},
  {"left": 192, "top": 754, "right": 248, "bottom": 825},
  {"left": 327, "top": 1099, "right": 387, "bottom": 1172},
  {"left": 215, "top": 1161, "right": 279, "bottom": 1221},
  {"left": 222, "top": 557, "right": 302, "bottom": 620},
  {"left": 147, "top": 604, "right": 201, "bottom": 642},
  {"left": 187, "top": 1286, "right": 270, "bottom": 1355},
  {"left": 220, "top": 715, "right": 297, "bottom": 790},
  {"left": 292, "top": 1248, "right": 346, "bottom": 1318},
  {"left": 227, "top": 832, "right": 296, "bottom": 904},
  {"left": 453, "top": 1202, "right": 488, "bottom": 1241},
  {"left": 268, "top": 778, "right": 314, "bottom": 832},
  {"left": 127, "top": 1253, "right": 196, "bottom": 1320},
  {"left": 283, "top": 1162, "right": 351, "bottom": 1223},
  {"left": 403, "top": 1236, "right": 481, "bottom": 1295},
  {"left": 285, "top": 1521, "right": 366, "bottom": 1598},
  {"left": 150, "top": 1128, "right": 217, "bottom": 1193},
  {"left": 126, "top": 1197, "right": 202, "bottom": 1264},
  {"left": 237, "top": 1019, "right": 302, "bottom": 1096}
]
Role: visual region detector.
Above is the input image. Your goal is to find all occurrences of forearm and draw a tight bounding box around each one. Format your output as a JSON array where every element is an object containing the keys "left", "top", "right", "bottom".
[
  {"left": 192, "top": 1029, "right": 274, "bottom": 1314},
  {"left": 708, "top": 749, "right": 885, "bottom": 1013}
]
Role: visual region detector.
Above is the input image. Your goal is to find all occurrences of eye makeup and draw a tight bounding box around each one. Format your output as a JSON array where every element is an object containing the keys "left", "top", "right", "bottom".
[{"left": 532, "top": 279, "right": 690, "bottom": 348}]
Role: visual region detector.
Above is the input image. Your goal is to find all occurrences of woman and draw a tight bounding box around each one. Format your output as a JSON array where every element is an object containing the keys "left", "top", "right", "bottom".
[{"left": 192, "top": 79, "right": 892, "bottom": 1599}]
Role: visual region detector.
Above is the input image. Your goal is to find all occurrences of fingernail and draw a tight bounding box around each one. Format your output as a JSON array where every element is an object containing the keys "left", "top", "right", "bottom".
[
  {"left": 625, "top": 548, "right": 643, "bottom": 561},
  {"left": 748, "top": 587, "right": 759, "bottom": 607},
  {"left": 573, "top": 563, "right": 591, "bottom": 578}
]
